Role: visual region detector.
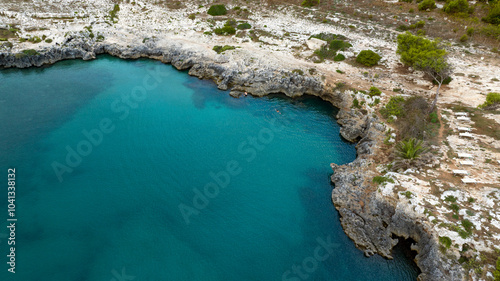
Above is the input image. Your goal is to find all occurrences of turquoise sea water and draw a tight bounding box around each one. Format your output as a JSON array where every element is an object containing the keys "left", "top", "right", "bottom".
[{"left": 0, "top": 56, "right": 419, "bottom": 280}]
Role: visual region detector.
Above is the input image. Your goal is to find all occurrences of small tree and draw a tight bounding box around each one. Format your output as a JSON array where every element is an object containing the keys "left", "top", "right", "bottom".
[{"left": 397, "top": 32, "right": 452, "bottom": 113}]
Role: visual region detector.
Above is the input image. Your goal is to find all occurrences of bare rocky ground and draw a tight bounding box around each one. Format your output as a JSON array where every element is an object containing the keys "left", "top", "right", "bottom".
[{"left": 1, "top": 0, "right": 500, "bottom": 280}]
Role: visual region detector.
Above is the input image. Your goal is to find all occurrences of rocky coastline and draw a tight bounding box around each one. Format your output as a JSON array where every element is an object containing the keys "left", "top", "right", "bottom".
[{"left": 0, "top": 38, "right": 462, "bottom": 280}]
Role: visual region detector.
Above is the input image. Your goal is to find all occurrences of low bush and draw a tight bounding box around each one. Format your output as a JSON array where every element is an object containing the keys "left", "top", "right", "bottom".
[
  {"left": 482, "top": 3, "right": 500, "bottom": 25},
  {"left": 237, "top": 22, "right": 251, "bottom": 30},
  {"left": 356, "top": 50, "right": 381, "bottom": 66},
  {"left": 109, "top": 4, "right": 120, "bottom": 22},
  {"left": 212, "top": 45, "right": 236, "bottom": 54},
  {"left": 301, "top": 0, "right": 320, "bottom": 7},
  {"left": 443, "top": 0, "right": 470, "bottom": 15},
  {"left": 418, "top": 0, "right": 436, "bottom": 11},
  {"left": 429, "top": 112, "right": 439, "bottom": 123},
  {"left": 478, "top": 92, "right": 500, "bottom": 109},
  {"left": 333, "top": 53, "right": 345, "bottom": 61},
  {"left": 214, "top": 20, "right": 236, "bottom": 35},
  {"left": 439, "top": 236, "right": 452, "bottom": 249},
  {"left": 380, "top": 96, "right": 405, "bottom": 120},
  {"left": 450, "top": 203, "right": 460, "bottom": 212},
  {"left": 461, "top": 219, "right": 474, "bottom": 232},
  {"left": 372, "top": 176, "right": 394, "bottom": 185},
  {"left": 330, "top": 39, "right": 352, "bottom": 51},
  {"left": 459, "top": 34, "right": 468, "bottom": 42},
  {"left": 368, "top": 86, "right": 382, "bottom": 97},
  {"left": 22, "top": 49, "right": 39, "bottom": 56},
  {"left": 45, "top": 38, "right": 53, "bottom": 43},
  {"left": 396, "top": 138, "right": 428, "bottom": 160},
  {"left": 494, "top": 256, "right": 500, "bottom": 281},
  {"left": 445, "top": 195, "right": 457, "bottom": 202},
  {"left": 292, "top": 69, "right": 304, "bottom": 75},
  {"left": 207, "top": 4, "right": 227, "bottom": 16}
]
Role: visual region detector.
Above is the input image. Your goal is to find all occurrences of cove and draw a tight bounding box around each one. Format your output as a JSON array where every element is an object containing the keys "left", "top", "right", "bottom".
[{"left": 0, "top": 55, "right": 419, "bottom": 280}]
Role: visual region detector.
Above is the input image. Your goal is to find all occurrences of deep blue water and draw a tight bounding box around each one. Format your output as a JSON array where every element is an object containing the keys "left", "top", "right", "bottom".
[{"left": 0, "top": 56, "right": 419, "bottom": 280}]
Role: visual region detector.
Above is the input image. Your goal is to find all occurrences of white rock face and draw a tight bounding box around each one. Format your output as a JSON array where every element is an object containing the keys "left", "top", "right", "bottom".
[{"left": 306, "top": 38, "right": 326, "bottom": 50}]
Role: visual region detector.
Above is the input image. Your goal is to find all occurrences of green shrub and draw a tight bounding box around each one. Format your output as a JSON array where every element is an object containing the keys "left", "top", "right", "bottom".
[
  {"left": 372, "top": 176, "right": 394, "bottom": 185},
  {"left": 22, "top": 49, "right": 39, "bottom": 56},
  {"left": 380, "top": 96, "right": 405, "bottom": 120},
  {"left": 458, "top": 229, "right": 470, "bottom": 239},
  {"left": 109, "top": 4, "right": 120, "bottom": 22},
  {"left": 314, "top": 45, "right": 337, "bottom": 61},
  {"left": 461, "top": 219, "right": 474, "bottom": 232},
  {"left": 207, "top": 4, "right": 227, "bottom": 16},
  {"left": 292, "top": 69, "right": 304, "bottom": 75},
  {"left": 45, "top": 38, "right": 53, "bottom": 43},
  {"left": 188, "top": 14, "right": 196, "bottom": 20},
  {"left": 333, "top": 53, "right": 345, "bottom": 61},
  {"left": 336, "top": 69, "right": 344, "bottom": 74},
  {"left": 482, "top": 3, "right": 500, "bottom": 25},
  {"left": 429, "top": 112, "right": 439, "bottom": 123},
  {"left": 212, "top": 45, "right": 236, "bottom": 54},
  {"left": 459, "top": 34, "right": 468, "bottom": 42},
  {"left": 445, "top": 195, "right": 457, "bottom": 202},
  {"left": 443, "top": 0, "right": 469, "bottom": 14},
  {"left": 368, "top": 86, "right": 382, "bottom": 97},
  {"left": 418, "top": 0, "right": 436, "bottom": 11},
  {"left": 466, "top": 27, "right": 474, "bottom": 36},
  {"left": 329, "top": 39, "right": 352, "bottom": 51},
  {"left": 0, "top": 37, "right": 7, "bottom": 41},
  {"left": 396, "top": 138, "right": 428, "bottom": 160},
  {"left": 478, "top": 92, "right": 500, "bottom": 108},
  {"left": 356, "top": 50, "right": 381, "bottom": 66},
  {"left": 214, "top": 22, "right": 236, "bottom": 35},
  {"left": 450, "top": 203, "right": 460, "bottom": 212},
  {"left": 494, "top": 256, "right": 500, "bottom": 281},
  {"left": 301, "top": 0, "right": 320, "bottom": 7},
  {"left": 439, "top": 236, "right": 452, "bottom": 249},
  {"left": 352, "top": 98, "right": 360, "bottom": 108},
  {"left": 402, "top": 191, "right": 413, "bottom": 199},
  {"left": 415, "top": 20, "right": 425, "bottom": 28},
  {"left": 237, "top": 22, "right": 251, "bottom": 30}
]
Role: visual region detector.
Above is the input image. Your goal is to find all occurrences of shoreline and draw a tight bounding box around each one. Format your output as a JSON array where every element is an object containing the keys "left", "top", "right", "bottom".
[
  {"left": 0, "top": 37, "right": 452, "bottom": 280},
  {"left": 2, "top": 1, "right": 500, "bottom": 279}
]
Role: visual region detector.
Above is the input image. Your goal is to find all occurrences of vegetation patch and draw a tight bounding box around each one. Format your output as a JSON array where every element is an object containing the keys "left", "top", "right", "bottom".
[
  {"left": 368, "top": 86, "right": 382, "bottom": 97},
  {"left": 109, "top": 4, "right": 120, "bottom": 23},
  {"left": 372, "top": 176, "right": 394, "bottom": 185},
  {"left": 356, "top": 50, "right": 381, "bottom": 67},
  {"left": 439, "top": 236, "right": 452, "bottom": 249},
  {"left": 207, "top": 4, "right": 227, "bottom": 16},
  {"left": 237, "top": 22, "right": 251, "bottom": 30},
  {"left": 478, "top": 92, "right": 500, "bottom": 109},
  {"left": 214, "top": 20, "right": 237, "bottom": 35},
  {"left": 212, "top": 45, "right": 236, "bottom": 54},
  {"left": 301, "top": 0, "right": 320, "bottom": 8},
  {"left": 418, "top": 0, "right": 436, "bottom": 11}
]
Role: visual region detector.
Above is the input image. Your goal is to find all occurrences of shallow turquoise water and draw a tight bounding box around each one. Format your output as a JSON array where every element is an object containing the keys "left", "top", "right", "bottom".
[{"left": 0, "top": 56, "right": 419, "bottom": 280}]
